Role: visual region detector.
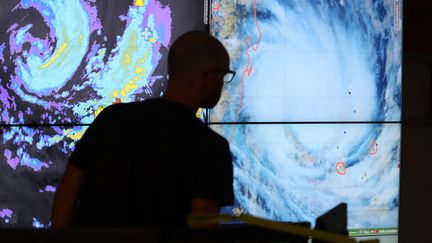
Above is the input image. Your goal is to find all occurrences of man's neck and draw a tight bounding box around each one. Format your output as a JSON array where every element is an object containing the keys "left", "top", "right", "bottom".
[{"left": 162, "top": 87, "right": 200, "bottom": 113}]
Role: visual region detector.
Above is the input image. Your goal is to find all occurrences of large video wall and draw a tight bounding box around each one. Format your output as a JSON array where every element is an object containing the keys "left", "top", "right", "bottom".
[
  {"left": 0, "top": 0, "right": 206, "bottom": 228},
  {"left": 209, "top": 0, "right": 402, "bottom": 237},
  {"left": 0, "top": 0, "right": 403, "bottom": 236}
]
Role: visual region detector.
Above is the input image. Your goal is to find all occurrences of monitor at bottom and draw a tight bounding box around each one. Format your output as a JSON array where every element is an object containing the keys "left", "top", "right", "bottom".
[{"left": 210, "top": 123, "right": 400, "bottom": 237}]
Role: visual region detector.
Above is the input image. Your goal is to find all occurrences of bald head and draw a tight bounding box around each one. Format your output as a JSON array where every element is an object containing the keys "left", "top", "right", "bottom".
[
  {"left": 163, "top": 31, "right": 230, "bottom": 110},
  {"left": 167, "top": 31, "right": 229, "bottom": 79}
]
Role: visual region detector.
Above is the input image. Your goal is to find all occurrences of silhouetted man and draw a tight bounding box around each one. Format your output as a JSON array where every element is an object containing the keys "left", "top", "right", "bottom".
[{"left": 52, "top": 31, "right": 234, "bottom": 229}]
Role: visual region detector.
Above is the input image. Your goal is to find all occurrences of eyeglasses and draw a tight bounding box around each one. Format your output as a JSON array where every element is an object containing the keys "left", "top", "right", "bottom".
[{"left": 202, "top": 69, "right": 236, "bottom": 83}]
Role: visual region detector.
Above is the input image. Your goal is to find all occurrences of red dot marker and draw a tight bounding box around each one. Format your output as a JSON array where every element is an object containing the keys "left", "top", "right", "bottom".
[
  {"left": 113, "top": 97, "right": 122, "bottom": 104},
  {"left": 369, "top": 141, "right": 378, "bottom": 156},
  {"left": 336, "top": 161, "right": 346, "bottom": 175}
]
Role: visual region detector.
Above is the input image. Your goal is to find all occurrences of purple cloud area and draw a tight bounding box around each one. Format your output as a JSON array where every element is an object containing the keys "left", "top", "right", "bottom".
[
  {"left": 39, "top": 185, "right": 56, "bottom": 193},
  {"left": 0, "top": 43, "right": 4, "bottom": 62},
  {"left": 17, "top": 0, "right": 56, "bottom": 41},
  {"left": 5, "top": 148, "right": 49, "bottom": 172},
  {"left": 82, "top": 0, "right": 102, "bottom": 32},
  {"left": 4, "top": 149, "right": 19, "bottom": 170},
  {"left": 144, "top": 0, "right": 172, "bottom": 48},
  {"left": 0, "top": 86, "right": 16, "bottom": 122},
  {"left": 0, "top": 209, "right": 13, "bottom": 219}
]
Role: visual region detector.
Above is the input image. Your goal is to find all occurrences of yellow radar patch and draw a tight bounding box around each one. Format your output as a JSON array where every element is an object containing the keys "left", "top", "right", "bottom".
[
  {"left": 135, "top": 0, "right": 145, "bottom": 7},
  {"left": 196, "top": 108, "right": 204, "bottom": 119}
]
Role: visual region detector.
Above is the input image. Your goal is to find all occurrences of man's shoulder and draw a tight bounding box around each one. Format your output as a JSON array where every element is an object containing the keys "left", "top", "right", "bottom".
[
  {"left": 102, "top": 100, "right": 155, "bottom": 112},
  {"left": 196, "top": 125, "right": 230, "bottom": 149},
  {"left": 103, "top": 99, "right": 189, "bottom": 114},
  {"left": 95, "top": 99, "right": 163, "bottom": 121}
]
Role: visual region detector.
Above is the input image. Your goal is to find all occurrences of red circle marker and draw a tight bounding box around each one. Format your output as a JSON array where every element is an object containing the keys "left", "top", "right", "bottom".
[
  {"left": 113, "top": 97, "right": 122, "bottom": 104},
  {"left": 369, "top": 141, "right": 378, "bottom": 156},
  {"left": 336, "top": 162, "right": 346, "bottom": 175}
]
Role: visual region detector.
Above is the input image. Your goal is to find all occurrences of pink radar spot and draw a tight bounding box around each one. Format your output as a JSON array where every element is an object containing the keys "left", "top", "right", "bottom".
[
  {"left": 336, "top": 161, "right": 346, "bottom": 175},
  {"left": 210, "top": 0, "right": 221, "bottom": 24},
  {"left": 369, "top": 141, "right": 378, "bottom": 156}
]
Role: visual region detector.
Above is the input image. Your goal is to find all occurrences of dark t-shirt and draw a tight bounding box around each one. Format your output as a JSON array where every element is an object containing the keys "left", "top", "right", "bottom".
[{"left": 69, "top": 99, "right": 234, "bottom": 228}]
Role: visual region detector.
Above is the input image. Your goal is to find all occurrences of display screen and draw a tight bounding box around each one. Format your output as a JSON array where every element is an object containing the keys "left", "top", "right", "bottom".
[
  {"left": 0, "top": 0, "right": 206, "bottom": 125},
  {"left": 209, "top": 0, "right": 402, "bottom": 123},
  {"left": 0, "top": 126, "right": 87, "bottom": 228},
  {"left": 210, "top": 0, "right": 402, "bottom": 237},
  {"left": 211, "top": 123, "right": 400, "bottom": 236},
  {"left": 0, "top": 0, "right": 207, "bottom": 228}
]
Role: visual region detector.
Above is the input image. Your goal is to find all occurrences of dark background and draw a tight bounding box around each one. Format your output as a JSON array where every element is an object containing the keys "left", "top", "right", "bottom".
[{"left": 401, "top": 0, "right": 432, "bottom": 242}]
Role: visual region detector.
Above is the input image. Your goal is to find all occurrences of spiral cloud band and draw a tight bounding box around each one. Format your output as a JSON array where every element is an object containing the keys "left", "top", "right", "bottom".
[
  {"left": 210, "top": 0, "right": 402, "bottom": 232},
  {"left": 0, "top": 0, "right": 172, "bottom": 227}
]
